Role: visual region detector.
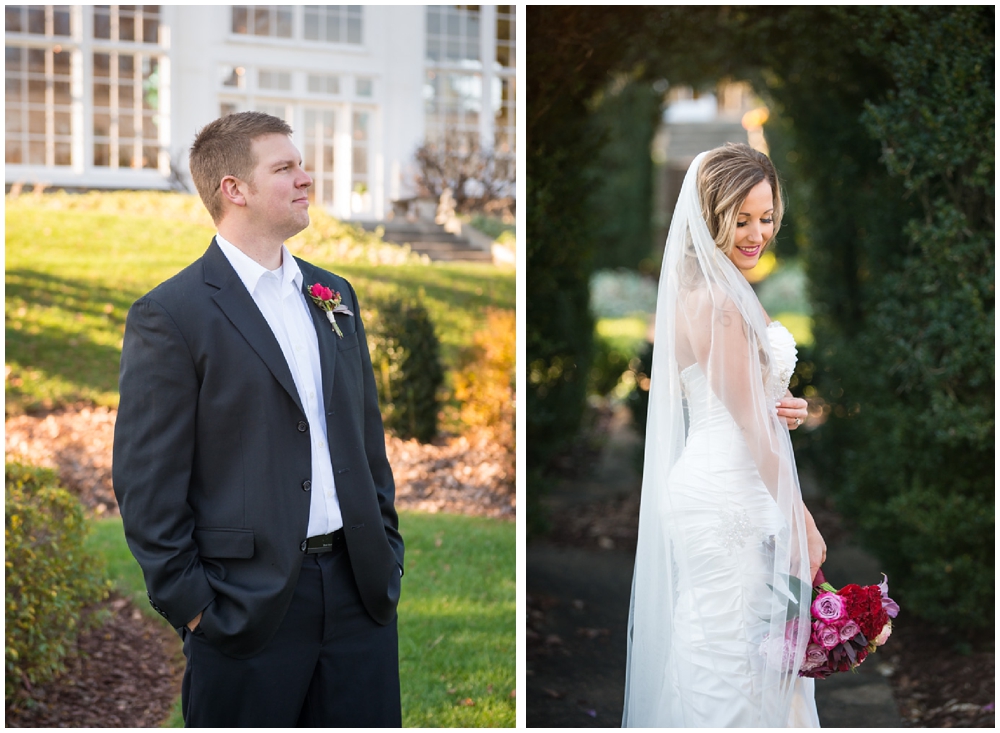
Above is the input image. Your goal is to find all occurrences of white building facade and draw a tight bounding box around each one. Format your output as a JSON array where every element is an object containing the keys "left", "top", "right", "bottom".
[{"left": 4, "top": 4, "right": 516, "bottom": 221}]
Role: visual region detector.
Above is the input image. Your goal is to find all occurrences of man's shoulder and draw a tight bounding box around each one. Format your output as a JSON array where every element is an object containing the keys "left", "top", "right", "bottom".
[
  {"left": 134, "top": 246, "right": 213, "bottom": 311},
  {"left": 294, "top": 257, "right": 353, "bottom": 294}
]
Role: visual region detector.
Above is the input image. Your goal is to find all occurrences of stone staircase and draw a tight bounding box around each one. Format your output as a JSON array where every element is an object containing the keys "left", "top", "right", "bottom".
[{"left": 357, "top": 219, "right": 494, "bottom": 263}]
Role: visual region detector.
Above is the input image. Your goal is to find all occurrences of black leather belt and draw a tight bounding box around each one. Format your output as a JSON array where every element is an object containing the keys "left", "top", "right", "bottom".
[{"left": 300, "top": 528, "right": 346, "bottom": 554}]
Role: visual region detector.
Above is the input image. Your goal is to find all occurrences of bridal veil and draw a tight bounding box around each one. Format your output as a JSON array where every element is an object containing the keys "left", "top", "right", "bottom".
[{"left": 622, "top": 151, "right": 812, "bottom": 726}]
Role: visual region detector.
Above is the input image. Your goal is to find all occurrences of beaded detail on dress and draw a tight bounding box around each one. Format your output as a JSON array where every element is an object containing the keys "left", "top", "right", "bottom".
[{"left": 766, "top": 321, "right": 798, "bottom": 404}]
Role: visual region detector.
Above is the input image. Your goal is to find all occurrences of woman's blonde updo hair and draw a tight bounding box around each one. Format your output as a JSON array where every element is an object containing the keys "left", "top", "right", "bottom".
[{"left": 697, "top": 143, "right": 783, "bottom": 255}]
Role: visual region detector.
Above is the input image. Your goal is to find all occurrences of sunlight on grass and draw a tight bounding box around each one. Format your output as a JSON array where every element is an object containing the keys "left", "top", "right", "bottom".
[
  {"left": 5, "top": 195, "right": 513, "bottom": 416},
  {"left": 85, "top": 512, "right": 514, "bottom": 728}
]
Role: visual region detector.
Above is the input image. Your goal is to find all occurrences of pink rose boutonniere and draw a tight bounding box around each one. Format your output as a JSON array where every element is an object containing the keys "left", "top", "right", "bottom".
[{"left": 308, "top": 283, "right": 354, "bottom": 338}]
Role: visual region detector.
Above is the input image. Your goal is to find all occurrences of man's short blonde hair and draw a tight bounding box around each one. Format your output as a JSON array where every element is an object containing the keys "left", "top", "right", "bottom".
[{"left": 189, "top": 112, "right": 293, "bottom": 223}]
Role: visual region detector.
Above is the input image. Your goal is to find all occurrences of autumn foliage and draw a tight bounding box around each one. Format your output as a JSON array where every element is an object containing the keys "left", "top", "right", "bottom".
[{"left": 454, "top": 309, "right": 515, "bottom": 456}]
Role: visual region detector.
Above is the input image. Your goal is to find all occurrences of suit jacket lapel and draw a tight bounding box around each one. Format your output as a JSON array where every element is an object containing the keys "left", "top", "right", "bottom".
[
  {"left": 299, "top": 264, "right": 338, "bottom": 412},
  {"left": 203, "top": 239, "right": 306, "bottom": 417}
]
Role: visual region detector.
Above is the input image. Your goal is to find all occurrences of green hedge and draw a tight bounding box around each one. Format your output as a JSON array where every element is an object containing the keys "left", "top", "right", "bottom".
[
  {"left": 5, "top": 463, "right": 109, "bottom": 702},
  {"left": 366, "top": 298, "right": 444, "bottom": 443}
]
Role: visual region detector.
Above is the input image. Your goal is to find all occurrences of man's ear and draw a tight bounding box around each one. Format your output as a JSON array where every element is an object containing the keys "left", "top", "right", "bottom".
[{"left": 220, "top": 175, "right": 248, "bottom": 208}]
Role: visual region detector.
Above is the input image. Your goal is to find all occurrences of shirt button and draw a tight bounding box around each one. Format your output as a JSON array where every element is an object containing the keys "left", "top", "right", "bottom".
[
  {"left": 302, "top": 480, "right": 312, "bottom": 491},
  {"left": 297, "top": 421, "right": 308, "bottom": 432}
]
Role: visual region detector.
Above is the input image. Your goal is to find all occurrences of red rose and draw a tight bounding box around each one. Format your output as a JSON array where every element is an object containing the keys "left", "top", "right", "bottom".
[{"left": 310, "top": 284, "right": 333, "bottom": 301}]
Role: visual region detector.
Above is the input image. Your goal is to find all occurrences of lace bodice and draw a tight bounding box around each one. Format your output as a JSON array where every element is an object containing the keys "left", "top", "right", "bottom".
[
  {"left": 765, "top": 321, "right": 798, "bottom": 403},
  {"left": 679, "top": 320, "right": 798, "bottom": 421}
]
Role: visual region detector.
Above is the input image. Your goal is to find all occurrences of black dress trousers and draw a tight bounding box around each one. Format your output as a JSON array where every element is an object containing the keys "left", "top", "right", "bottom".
[{"left": 181, "top": 543, "right": 401, "bottom": 727}]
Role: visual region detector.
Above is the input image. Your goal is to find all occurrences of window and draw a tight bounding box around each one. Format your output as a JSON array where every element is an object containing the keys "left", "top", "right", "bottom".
[
  {"left": 5, "top": 44, "right": 73, "bottom": 165},
  {"left": 258, "top": 69, "right": 291, "bottom": 92},
  {"left": 93, "top": 5, "right": 159, "bottom": 43},
  {"left": 351, "top": 110, "right": 370, "bottom": 212},
  {"left": 92, "top": 51, "right": 161, "bottom": 169},
  {"left": 303, "top": 108, "right": 336, "bottom": 207},
  {"left": 303, "top": 6, "right": 362, "bottom": 44},
  {"left": 232, "top": 5, "right": 292, "bottom": 39},
  {"left": 355, "top": 77, "right": 372, "bottom": 98},
  {"left": 426, "top": 5, "right": 480, "bottom": 64},
  {"left": 424, "top": 70, "right": 481, "bottom": 152},
  {"left": 496, "top": 5, "right": 514, "bottom": 68},
  {"left": 307, "top": 74, "right": 339, "bottom": 95},
  {"left": 5, "top": 5, "right": 70, "bottom": 37}
]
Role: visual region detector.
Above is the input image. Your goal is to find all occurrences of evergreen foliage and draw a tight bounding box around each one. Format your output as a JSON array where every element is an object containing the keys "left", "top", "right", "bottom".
[
  {"left": 366, "top": 299, "right": 444, "bottom": 444},
  {"left": 5, "top": 463, "right": 109, "bottom": 702}
]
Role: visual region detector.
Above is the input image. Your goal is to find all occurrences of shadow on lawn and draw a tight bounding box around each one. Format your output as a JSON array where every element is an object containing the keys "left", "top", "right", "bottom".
[{"left": 6, "top": 268, "right": 143, "bottom": 413}]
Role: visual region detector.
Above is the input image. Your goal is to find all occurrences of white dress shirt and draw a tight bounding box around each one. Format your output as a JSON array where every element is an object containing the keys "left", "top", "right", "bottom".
[{"left": 216, "top": 233, "right": 343, "bottom": 537}]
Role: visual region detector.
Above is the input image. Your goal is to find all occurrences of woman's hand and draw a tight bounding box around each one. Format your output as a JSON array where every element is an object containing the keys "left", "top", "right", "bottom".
[
  {"left": 803, "top": 508, "right": 827, "bottom": 584},
  {"left": 777, "top": 390, "right": 808, "bottom": 430}
]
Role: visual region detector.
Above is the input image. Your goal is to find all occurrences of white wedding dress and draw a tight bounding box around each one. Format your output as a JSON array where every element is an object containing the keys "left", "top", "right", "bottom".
[{"left": 661, "top": 321, "right": 819, "bottom": 727}]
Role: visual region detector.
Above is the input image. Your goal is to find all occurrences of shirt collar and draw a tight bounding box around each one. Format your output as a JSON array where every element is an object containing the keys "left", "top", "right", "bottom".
[{"left": 215, "top": 233, "right": 302, "bottom": 296}]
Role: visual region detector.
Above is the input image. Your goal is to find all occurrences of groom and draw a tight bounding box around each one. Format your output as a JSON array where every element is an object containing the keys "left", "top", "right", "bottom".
[{"left": 112, "top": 112, "right": 404, "bottom": 726}]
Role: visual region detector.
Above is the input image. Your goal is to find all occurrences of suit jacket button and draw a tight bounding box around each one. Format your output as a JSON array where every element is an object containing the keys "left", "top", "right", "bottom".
[
  {"left": 302, "top": 480, "right": 311, "bottom": 491},
  {"left": 297, "top": 421, "right": 308, "bottom": 432}
]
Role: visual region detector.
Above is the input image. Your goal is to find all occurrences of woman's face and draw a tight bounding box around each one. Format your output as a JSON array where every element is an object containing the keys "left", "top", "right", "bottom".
[{"left": 727, "top": 179, "right": 774, "bottom": 274}]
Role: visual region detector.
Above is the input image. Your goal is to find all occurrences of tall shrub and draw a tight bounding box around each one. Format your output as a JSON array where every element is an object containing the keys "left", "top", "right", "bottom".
[
  {"left": 839, "top": 6, "right": 994, "bottom": 629},
  {"left": 366, "top": 298, "right": 444, "bottom": 443},
  {"left": 5, "top": 463, "right": 109, "bottom": 702}
]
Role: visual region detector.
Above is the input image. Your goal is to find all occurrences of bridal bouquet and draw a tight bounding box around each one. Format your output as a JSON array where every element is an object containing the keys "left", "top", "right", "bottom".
[{"left": 799, "top": 570, "right": 899, "bottom": 679}]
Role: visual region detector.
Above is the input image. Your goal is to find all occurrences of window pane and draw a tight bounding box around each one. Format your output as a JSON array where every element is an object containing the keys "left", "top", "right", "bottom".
[
  {"left": 143, "top": 17, "right": 159, "bottom": 43},
  {"left": 6, "top": 76, "right": 22, "bottom": 102},
  {"left": 232, "top": 6, "right": 247, "bottom": 34},
  {"left": 142, "top": 145, "right": 158, "bottom": 168},
  {"left": 28, "top": 48, "right": 45, "bottom": 73},
  {"left": 325, "top": 15, "right": 339, "bottom": 43},
  {"left": 347, "top": 16, "right": 361, "bottom": 44},
  {"left": 352, "top": 147, "right": 366, "bottom": 176},
  {"left": 28, "top": 139, "right": 45, "bottom": 165},
  {"left": 6, "top": 46, "right": 23, "bottom": 70},
  {"left": 6, "top": 109, "right": 23, "bottom": 134},
  {"left": 119, "top": 144, "right": 135, "bottom": 168},
  {"left": 143, "top": 114, "right": 157, "bottom": 137},
  {"left": 50, "top": 7, "right": 69, "bottom": 36},
  {"left": 53, "top": 81, "right": 71, "bottom": 104},
  {"left": 54, "top": 141, "right": 71, "bottom": 165},
  {"left": 27, "top": 79, "right": 46, "bottom": 103},
  {"left": 356, "top": 78, "right": 372, "bottom": 98},
  {"left": 94, "top": 142, "right": 109, "bottom": 166},
  {"left": 254, "top": 6, "right": 270, "bottom": 36},
  {"left": 94, "top": 113, "right": 111, "bottom": 136},
  {"left": 6, "top": 140, "right": 23, "bottom": 164},
  {"left": 27, "top": 7, "right": 44, "bottom": 35},
  {"left": 94, "top": 8, "right": 111, "bottom": 39},
  {"left": 120, "top": 116, "right": 135, "bottom": 138},
  {"left": 6, "top": 7, "right": 22, "bottom": 33},
  {"left": 120, "top": 15, "right": 135, "bottom": 41},
  {"left": 94, "top": 53, "right": 111, "bottom": 78},
  {"left": 277, "top": 8, "right": 292, "bottom": 37},
  {"left": 120, "top": 55, "right": 135, "bottom": 75},
  {"left": 94, "top": 83, "right": 111, "bottom": 107},
  {"left": 53, "top": 50, "right": 70, "bottom": 75}
]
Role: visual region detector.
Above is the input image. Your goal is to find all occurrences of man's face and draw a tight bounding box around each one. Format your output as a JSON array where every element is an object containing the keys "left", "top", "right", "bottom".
[{"left": 243, "top": 133, "right": 313, "bottom": 242}]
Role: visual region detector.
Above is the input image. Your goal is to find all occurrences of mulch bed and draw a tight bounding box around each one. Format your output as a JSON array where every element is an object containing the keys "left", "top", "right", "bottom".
[
  {"left": 5, "top": 594, "right": 185, "bottom": 728},
  {"left": 5, "top": 407, "right": 515, "bottom": 520},
  {"left": 5, "top": 406, "right": 514, "bottom": 726}
]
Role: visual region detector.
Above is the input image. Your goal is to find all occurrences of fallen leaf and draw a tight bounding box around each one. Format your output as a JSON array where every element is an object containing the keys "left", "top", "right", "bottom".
[
  {"left": 542, "top": 688, "right": 564, "bottom": 699},
  {"left": 459, "top": 698, "right": 475, "bottom": 707}
]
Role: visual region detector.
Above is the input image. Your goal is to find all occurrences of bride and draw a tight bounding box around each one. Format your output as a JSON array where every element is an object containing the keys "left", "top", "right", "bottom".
[{"left": 622, "top": 144, "right": 827, "bottom": 727}]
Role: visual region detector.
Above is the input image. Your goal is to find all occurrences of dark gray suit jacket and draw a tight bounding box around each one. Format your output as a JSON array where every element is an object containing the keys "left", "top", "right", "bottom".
[{"left": 112, "top": 239, "right": 403, "bottom": 659}]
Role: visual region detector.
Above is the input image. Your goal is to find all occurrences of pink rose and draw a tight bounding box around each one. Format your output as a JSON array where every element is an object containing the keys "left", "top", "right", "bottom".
[
  {"left": 878, "top": 574, "right": 899, "bottom": 619},
  {"left": 838, "top": 619, "right": 861, "bottom": 642},
  {"left": 811, "top": 591, "right": 846, "bottom": 622},
  {"left": 310, "top": 284, "right": 334, "bottom": 301},
  {"left": 800, "top": 643, "right": 828, "bottom": 672},
  {"left": 874, "top": 622, "right": 892, "bottom": 647},
  {"left": 811, "top": 622, "right": 841, "bottom": 651}
]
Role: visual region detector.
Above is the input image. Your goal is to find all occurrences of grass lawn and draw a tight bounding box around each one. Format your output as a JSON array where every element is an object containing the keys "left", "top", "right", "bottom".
[
  {"left": 5, "top": 194, "right": 514, "bottom": 416},
  {"left": 85, "top": 511, "right": 515, "bottom": 727}
]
